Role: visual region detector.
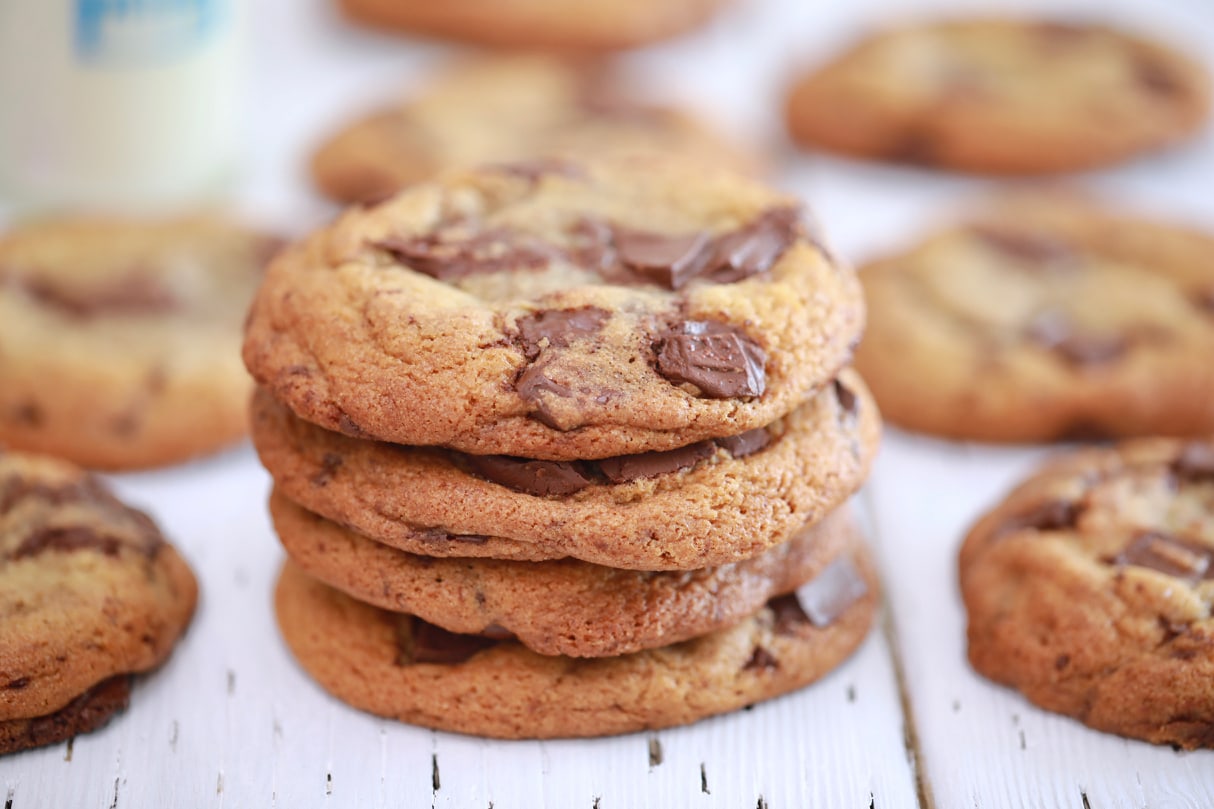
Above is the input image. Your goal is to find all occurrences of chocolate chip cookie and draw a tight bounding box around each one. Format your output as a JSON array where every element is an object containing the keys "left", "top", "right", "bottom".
[
  {"left": 252, "top": 369, "right": 877, "bottom": 570},
  {"left": 0, "top": 450, "right": 198, "bottom": 755},
  {"left": 274, "top": 536, "right": 877, "bottom": 738},
  {"left": 961, "top": 438, "right": 1214, "bottom": 749},
  {"left": 244, "top": 159, "right": 862, "bottom": 460},
  {"left": 311, "top": 55, "right": 757, "bottom": 206},
  {"left": 854, "top": 196, "right": 1214, "bottom": 442},
  {"left": 335, "top": 0, "right": 731, "bottom": 51},
  {"left": 785, "top": 19, "right": 1210, "bottom": 174},
  {"left": 0, "top": 216, "right": 282, "bottom": 470},
  {"left": 273, "top": 490, "right": 858, "bottom": 657}
]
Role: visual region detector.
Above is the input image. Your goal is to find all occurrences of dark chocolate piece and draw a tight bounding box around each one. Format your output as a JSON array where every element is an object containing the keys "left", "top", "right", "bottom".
[
  {"left": 404, "top": 618, "right": 502, "bottom": 665},
  {"left": 705, "top": 206, "right": 801, "bottom": 283},
  {"left": 769, "top": 593, "right": 810, "bottom": 635},
  {"left": 596, "top": 441, "right": 715, "bottom": 484},
  {"left": 794, "top": 557, "right": 869, "bottom": 627},
  {"left": 995, "top": 499, "right": 1080, "bottom": 538},
  {"left": 19, "top": 272, "right": 177, "bottom": 320},
  {"left": 515, "top": 362, "right": 576, "bottom": 429},
  {"left": 716, "top": 428, "right": 772, "bottom": 459},
  {"left": 10, "top": 525, "right": 124, "bottom": 561},
  {"left": 1174, "top": 443, "right": 1214, "bottom": 482},
  {"left": 515, "top": 307, "right": 610, "bottom": 360},
  {"left": 656, "top": 321, "right": 767, "bottom": 398},
  {"left": 466, "top": 455, "right": 594, "bottom": 497},
  {"left": 970, "top": 225, "right": 1075, "bottom": 266},
  {"left": 310, "top": 452, "right": 343, "bottom": 487},
  {"left": 377, "top": 229, "right": 557, "bottom": 281},
  {"left": 613, "top": 228, "right": 711, "bottom": 290},
  {"left": 1114, "top": 532, "right": 1214, "bottom": 581},
  {"left": 743, "top": 646, "right": 779, "bottom": 671}
]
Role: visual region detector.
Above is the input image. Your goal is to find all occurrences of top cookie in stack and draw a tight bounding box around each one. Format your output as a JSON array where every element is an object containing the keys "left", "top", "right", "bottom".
[{"left": 244, "top": 158, "right": 879, "bottom": 738}]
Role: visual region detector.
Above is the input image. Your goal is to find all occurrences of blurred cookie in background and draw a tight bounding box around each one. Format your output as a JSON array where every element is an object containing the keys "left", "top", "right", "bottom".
[
  {"left": 854, "top": 194, "right": 1214, "bottom": 442},
  {"left": 335, "top": 0, "right": 732, "bottom": 51},
  {"left": 0, "top": 450, "right": 197, "bottom": 754},
  {"left": 785, "top": 19, "right": 1210, "bottom": 174},
  {"left": 0, "top": 217, "right": 284, "bottom": 470},
  {"left": 310, "top": 55, "right": 759, "bottom": 206}
]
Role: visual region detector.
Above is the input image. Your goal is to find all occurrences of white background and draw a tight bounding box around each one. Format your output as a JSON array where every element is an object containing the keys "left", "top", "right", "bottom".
[{"left": 3, "top": 0, "right": 1214, "bottom": 806}]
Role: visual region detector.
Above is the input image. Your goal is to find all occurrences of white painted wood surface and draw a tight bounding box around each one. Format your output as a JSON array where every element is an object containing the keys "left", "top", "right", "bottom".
[{"left": 3, "top": 0, "right": 1213, "bottom": 805}]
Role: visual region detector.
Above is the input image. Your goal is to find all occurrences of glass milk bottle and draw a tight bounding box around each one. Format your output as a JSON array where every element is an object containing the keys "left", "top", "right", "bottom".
[{"left": 0, "top": 0, "right": 242, "bottom": 214}]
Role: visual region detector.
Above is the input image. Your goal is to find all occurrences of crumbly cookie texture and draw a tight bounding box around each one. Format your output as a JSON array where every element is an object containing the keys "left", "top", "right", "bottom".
[
  {"left": 311, "top": 55, "right": 757, "bottom": 205},
  {"left": 961, "top": 438, "right": 1214, "bottom": 749},
  {"left": 274, "top": 491, "right": 858, "bottom": 658},
  {"left": 0, "top": 216, "right": 282, "bottom": 470},
  {"left": 252, "top": 369, "right": 877, "bottom": 570},
  {"left": 785, "top": 19, "right": 1210, "bottom": 174},
  {"left": 336, "top": 0, "right": 731, "bottom": 51},
  {"left": 274, "top": 541, "right": 877, "bottom": 738},
  {"left": 0, "top": 451, "right": 197, "bottom": 753},
  {"left": 855, "top": 196, "right": 1214, "bottom": 442},
  {"left": 244, "top": 159, "right": 862, "bottom": 460}
]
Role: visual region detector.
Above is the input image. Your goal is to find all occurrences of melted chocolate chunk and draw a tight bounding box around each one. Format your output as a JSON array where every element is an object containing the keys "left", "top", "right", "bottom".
[
  {"left": 769, "top": 593, "right": 810, "bottom": 635},
  {"left": 716, "top": 428, "right": 772, "bottom": 459},
  {"left": 794, "top": 557, "right": 868, "bottom": 627},
  {"left": 613, "top": 228, "right": 712, "bottom": 290},
  {"left": 704, "top": 207, "right": 801, "bottom": 284},
  {"left": 1174, "top": 443, "right": 1214, "bottom": 482},
  {"left": 401, "top": 618, "right": 503, "bottom": 665},
  {"left": 514, "top": 362, "right": 576, "bottom": 429},
  {"left": 1113, "top": 532, "right": 1214, "bottom": 581},
  {"left": 5, "top": 677, "right": 28, "bottom": 690},
  {"left": 744, "top": 646, "right": 779, "bottom": 671},
  {"left": 377, "top": 229, "right": 557, "bottom": 281},
  {"left": 11, "top": 525, "right": 124, "bottom": 560},
  {"left": 466, "top": 455, "right": 594, "bottom": 497},
  {"left": 515, "top": 307, "right": 610, "bottom": 360},
  {"left": 19, "top": 272, "right": 177, "bottom": 319},
  {"left": 995, "top": 499, "right": 1080, "bottom": 538},
  {"left": 656, "top": 321, "right": 767, "bottom": 398},
  {"left": 597, "top": 441, "right": 715, "bottom": 484},
  {"left": 1026, "top": 312, "right": 1127, "bottom": 367},
  {"left": 970, "top": 225, "right": 1076, "bottom": 266}
]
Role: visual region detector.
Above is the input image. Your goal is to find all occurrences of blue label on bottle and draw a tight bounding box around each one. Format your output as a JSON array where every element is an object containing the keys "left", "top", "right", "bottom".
[{"left": 75, "top": 0, "right": 227, "bottom": 64}]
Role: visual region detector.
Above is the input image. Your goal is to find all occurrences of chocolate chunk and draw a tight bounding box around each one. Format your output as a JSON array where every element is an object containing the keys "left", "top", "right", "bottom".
[
  {"left": 11, "top": 525, "right": 124, "bottom": 560},
  {"left": 744, "top": 646, "right": 779, "bottom": 671},
  {"left": 415, "top": 529, "right": 490, "bottom": 545},
  {"left": 310, "top": 452, "right": 343, "bottom": 487},
  {"left": 1136, "top": 58, "right": 1183, "bottom": 96},
  {"left": 970, "top": 225, "right": 1076, "bottom": 266},
  {"left": 515, "top": 362, "right": 576, "bottom": 429},
  {"left": 377, "top": 229, "right": 557, "bottom": 281},
  {"left": 401, "top": 618, "right": 502, "bottom": 665},
  {"left": 5, "top": 678, "right": 28, "bottom": 690},
  {"left": 794, "top": 557, "right": 868, "bottom": 627},
  {"left": 1113, "top": 532, "right": 1214, "bottom": 581},
  {"left": 19, "top": 272, "right": 177, "bottom": 319},
  {"left": 704, "top": 207, "right": 801, "bottom": 283},
  {"left": 1026, "top": 311, "right": 1127, "bottom": 367},
  {"left": 466, "top": 455, "right": 593, "bottom": 497},
  {"left": 769, "top": 593, "right": 810, "bottom": 635},
  {"left": 995, "top": 499, "right": 1080, "bottom": 538},
  {"left": 596, "top": 440, "right": 715, "bottom": 483},
  {"left": 515, "top": 307, "right": 609, "bottom": 360},
  {"left": 656, "top": 321, "right": 767, "bottom": 398},
  {"left": 613, "top": 228, "right": 712, "bottom": 290},
  {"left": 716, "top": 428, "right": 772, "bottom": 459},
  {"left": 1174, "top": 442, "right": 1214, "bottom": 482}
]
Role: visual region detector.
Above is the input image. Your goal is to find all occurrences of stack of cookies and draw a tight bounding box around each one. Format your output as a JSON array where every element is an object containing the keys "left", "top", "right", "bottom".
[{"left": 243, "top": 158, "right": 882, "bottom": 738}]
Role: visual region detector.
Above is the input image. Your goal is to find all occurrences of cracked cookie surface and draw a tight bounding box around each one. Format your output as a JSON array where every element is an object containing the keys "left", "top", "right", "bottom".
[
  {"left": 311, "top": 55, "right": 757, "bottom": 205},
  {"left": 0, "top": 451, "right": 197, "bottom": 754},
  {"left": 855, "top": 197, "right": 1214, "bottom": 442},
  {"left": 274, "top": 540, "right": 877, "bottom": 738},
  {"left": 245, "top": 159, "right": 862, "bottom": 459},
  {"left": 785, "top": 19, "right": 1210, "bottom": 174},
  {"left": 961, "top": 438, "right": 1214, "bottom": 749},
  {"left": 252, "top": 370, "right": 878, "bottom": 570},
  {"left": 0, "top": 216, "right": 282, "bottom": 469}
]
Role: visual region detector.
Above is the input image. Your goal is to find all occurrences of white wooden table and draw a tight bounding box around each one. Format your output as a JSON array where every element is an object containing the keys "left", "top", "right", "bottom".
[{"left": 3, "top": 0, "right": 1213, "bottom": 805}]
